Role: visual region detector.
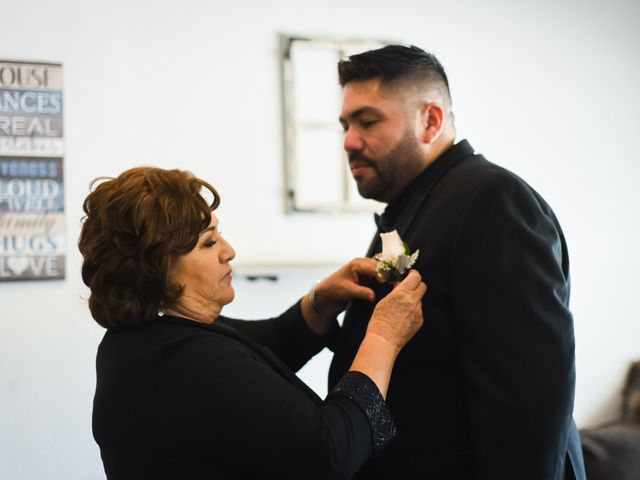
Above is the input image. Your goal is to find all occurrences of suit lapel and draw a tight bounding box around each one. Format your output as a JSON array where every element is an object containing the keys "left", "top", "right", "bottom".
[{"left": 366, "top": 229, "right": 382, "bottom": 257}]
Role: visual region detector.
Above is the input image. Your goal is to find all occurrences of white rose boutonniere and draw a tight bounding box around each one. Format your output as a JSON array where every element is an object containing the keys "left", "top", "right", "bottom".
[{"left": 375, "top": 230, "right": 419, "bottom": 283}]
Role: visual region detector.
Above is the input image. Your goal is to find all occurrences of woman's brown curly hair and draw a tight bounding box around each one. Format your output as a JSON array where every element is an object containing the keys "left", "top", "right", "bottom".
[{"left": 78, "top": 167, "right": 220, "bottom": 328}]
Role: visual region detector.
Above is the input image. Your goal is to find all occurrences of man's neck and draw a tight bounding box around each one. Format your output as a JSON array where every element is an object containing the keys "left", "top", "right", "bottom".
[{"left": 426, "top": 134, "right": 456, "bottom": 167}]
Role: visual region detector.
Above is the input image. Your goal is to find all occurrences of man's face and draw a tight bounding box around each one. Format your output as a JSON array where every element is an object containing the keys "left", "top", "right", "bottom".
[{"left": 339, "top": 78, "right": 424, "bottom": 203}]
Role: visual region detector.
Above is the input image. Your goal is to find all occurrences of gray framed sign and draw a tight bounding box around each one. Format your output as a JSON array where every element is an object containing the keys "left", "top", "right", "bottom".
[{"left": 0, "top": 60, "right": 65, "bottom": 280}]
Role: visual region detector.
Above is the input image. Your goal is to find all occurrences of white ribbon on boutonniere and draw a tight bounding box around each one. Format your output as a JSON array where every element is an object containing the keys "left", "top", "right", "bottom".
[{"left": 375, "top": 230, "right": 419, "bottom": 283}]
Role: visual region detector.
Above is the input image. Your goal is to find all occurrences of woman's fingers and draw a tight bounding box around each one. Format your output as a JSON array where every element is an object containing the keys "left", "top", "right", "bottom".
[{"left": 396, "top": 269, "right": 423, "bottom": 290}]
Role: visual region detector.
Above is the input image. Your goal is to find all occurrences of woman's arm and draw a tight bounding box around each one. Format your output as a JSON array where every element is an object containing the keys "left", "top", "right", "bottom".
[
  {"left": 177, "top": 273, "right": 424, "bottom": 480},
  {"left": 221, "top": 258, "right": 379, "bottom": 371},
  {"left": 350, "top": 270, "right": 426, "bottom": 398},
  {"left": 221, "top": 301, "right": 332, "bottom": 372}
]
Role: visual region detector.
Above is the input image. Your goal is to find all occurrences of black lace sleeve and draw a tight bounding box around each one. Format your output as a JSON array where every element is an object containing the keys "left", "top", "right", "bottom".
[{"left": 329, "top": 371, "right": 397, "bottom": 452}]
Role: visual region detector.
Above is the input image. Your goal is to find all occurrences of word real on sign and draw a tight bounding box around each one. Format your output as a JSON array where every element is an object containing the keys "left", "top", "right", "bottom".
[{"left": 0, "top": 60, "right": 65, "bottom": 281}]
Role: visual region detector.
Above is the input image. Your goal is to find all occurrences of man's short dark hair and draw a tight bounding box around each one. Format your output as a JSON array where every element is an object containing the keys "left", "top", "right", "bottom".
[{"left": 338, "top": 45, "right": 451, "bottom": 103}]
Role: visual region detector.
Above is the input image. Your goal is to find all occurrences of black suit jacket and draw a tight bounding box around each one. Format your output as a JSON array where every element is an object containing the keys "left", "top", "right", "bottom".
[
  {"left": 329, "top": 140, "right": 586, "bottom": 479},
  {"left": 93, "top": 302, "right": 394, "bottom": 479}
]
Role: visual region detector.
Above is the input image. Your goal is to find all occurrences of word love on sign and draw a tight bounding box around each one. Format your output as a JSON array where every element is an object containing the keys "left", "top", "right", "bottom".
[{"left": 0, "top": 255, "right": 61, "bottom": 278}]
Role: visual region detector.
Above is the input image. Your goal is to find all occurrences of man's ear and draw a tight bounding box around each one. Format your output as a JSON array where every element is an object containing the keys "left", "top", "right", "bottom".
[{"left": 420, "top": 103, "right": 445, "bottom": 145}]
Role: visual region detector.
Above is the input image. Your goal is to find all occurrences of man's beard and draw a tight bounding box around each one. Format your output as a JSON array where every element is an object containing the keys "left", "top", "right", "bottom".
[{"left": 349, "top": 130, "right": 422, "bottom": 203}]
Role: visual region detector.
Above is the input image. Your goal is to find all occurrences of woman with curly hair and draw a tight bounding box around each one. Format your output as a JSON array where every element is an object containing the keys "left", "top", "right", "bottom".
[{"left": 79, "top": 166, "right": 426, "bottom": 479}]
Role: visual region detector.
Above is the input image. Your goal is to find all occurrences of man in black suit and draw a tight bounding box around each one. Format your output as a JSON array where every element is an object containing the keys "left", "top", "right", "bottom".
[{"left": 328, "top": 45, "right": 586, "bottom": 479}]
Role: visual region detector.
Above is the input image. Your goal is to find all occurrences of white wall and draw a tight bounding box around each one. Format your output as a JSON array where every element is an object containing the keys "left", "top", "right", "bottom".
[{"left": 1, "top": 0, "right": 639, "bottom": 478}]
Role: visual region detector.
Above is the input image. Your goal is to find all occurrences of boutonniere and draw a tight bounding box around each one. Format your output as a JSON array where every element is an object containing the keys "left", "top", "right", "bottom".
[{"left": 375, "top": 230, "right": 420, "bottom": 283}]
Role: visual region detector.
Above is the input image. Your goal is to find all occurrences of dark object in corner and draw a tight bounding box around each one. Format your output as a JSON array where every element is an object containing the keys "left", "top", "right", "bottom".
[
  {"left": 580, "top": 360, "right": 640, "bottom": 480},
  {"left": 622, "top": 360, "right": 640, "bottom": 422}
]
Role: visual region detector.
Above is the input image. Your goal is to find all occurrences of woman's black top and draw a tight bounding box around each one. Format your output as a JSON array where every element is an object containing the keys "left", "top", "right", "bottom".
[{"left": 93, "top": 301, "right": 396, "bottom": 479}]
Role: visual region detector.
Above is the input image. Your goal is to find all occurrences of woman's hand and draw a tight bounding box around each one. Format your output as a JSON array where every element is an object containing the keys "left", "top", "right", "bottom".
[
  {"left": 350, "top": 270, "right": 427, "bottom": 398},
  {"left": 314, "top": 258, "right": 378, "bottom": 317},
  {"left": 367, "top": 269, "right": 426, "bottom": 351},
  {"left": 301, "top": 258, "right": 377, "bottom": 336}
]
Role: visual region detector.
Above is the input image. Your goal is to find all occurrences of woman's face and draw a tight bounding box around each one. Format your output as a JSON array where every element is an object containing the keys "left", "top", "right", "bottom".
[{"left": 168, "top": 214, "right": 236, "bottom": 321}]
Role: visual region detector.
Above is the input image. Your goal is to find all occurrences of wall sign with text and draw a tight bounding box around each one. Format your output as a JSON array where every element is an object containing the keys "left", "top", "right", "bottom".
[{"left": 0, "top": 61, "right": 65, "bottom": 281}]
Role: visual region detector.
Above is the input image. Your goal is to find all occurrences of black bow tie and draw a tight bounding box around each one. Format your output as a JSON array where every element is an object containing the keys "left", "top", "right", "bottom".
[{"left": 374, "top": 212, "right": 393, "bottom": 232}]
